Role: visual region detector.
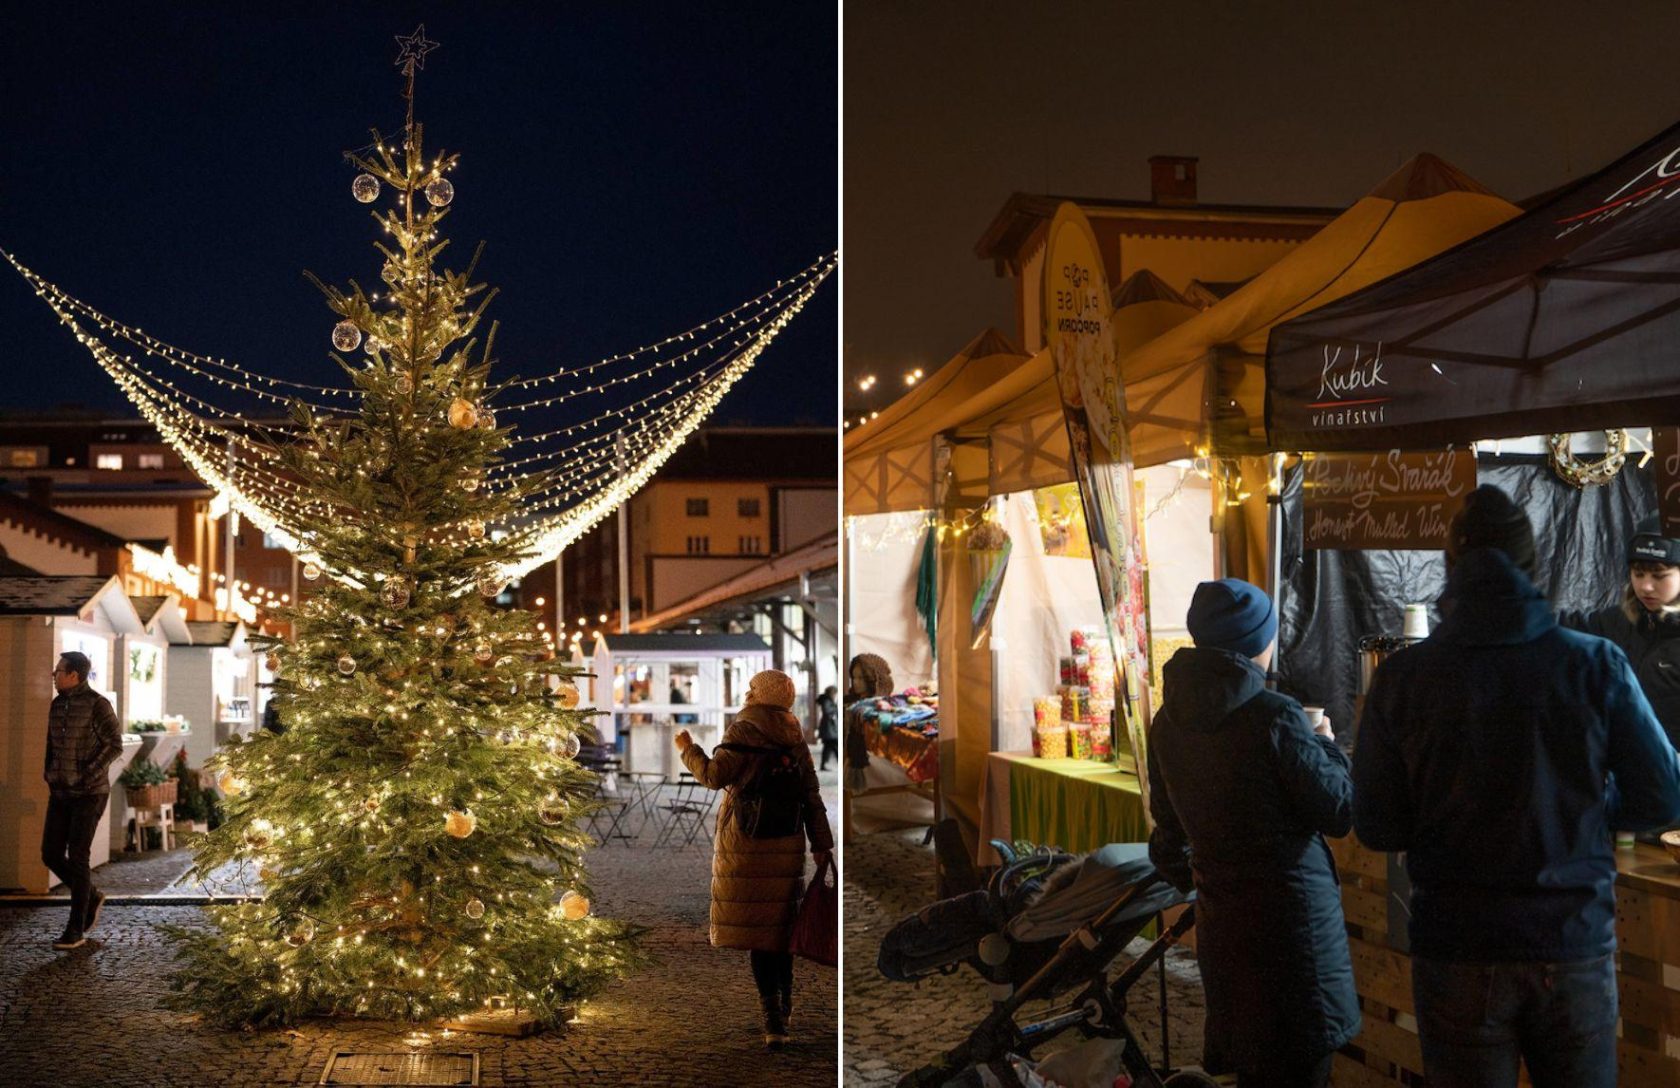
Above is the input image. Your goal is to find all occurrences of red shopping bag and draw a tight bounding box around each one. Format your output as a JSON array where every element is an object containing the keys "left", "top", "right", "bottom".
[{"left": 790, "top": 854, "right": 837, "bottom": 966}]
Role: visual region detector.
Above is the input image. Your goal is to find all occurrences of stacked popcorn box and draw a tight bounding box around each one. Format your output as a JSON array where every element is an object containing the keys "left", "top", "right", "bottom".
[{"left": 1038, "top": 626, "right": 1118, "bottom": 762}]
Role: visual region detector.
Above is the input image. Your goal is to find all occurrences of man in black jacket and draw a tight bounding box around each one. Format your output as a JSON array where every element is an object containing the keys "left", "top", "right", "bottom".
[
  {"left": 42, "top": 651, "right": 123, "bottom": 950},
  {"left": 1356, "top": 486, "right": 1680, "bottom": 1087}
]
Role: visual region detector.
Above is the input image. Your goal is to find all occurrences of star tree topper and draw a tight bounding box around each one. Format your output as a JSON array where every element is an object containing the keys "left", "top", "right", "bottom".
[{"left": 395, "top": 25, "right": 439, "bottom": 76}]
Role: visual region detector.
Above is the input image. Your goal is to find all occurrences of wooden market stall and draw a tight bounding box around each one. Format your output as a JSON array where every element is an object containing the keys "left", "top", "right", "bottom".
[
  {"left": 1259, "top": 116, "right": 1680, "bottom": 1088},
  {"left": 0, "top": 576, "right": 147, "bottom": 892}
]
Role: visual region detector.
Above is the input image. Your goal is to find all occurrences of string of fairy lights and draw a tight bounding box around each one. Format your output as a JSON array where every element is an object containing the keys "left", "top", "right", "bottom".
[{"left": 4, "top": 245, "right": 835, "bottom": 590}]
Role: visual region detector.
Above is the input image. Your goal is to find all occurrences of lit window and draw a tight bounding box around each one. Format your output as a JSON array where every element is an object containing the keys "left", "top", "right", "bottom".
[
  {"left": 738, "top": 498, "right": 761, "bottom": 518},
  {"left": 137, "top": 453, "right": 165, "bottom": 469},
  {"left": 686, "top": 498, "right": 709, "bottom": 517},
  {"left": 7, "top": 449, "right": 39, "bottom": 467},
  {"left": 95, "top": 454, "right": 123, "bottom": 471}
]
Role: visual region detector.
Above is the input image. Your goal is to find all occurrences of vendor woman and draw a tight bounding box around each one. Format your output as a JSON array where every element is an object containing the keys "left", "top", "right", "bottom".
[{"left": 1562, "top": 520, "right": 1680, "bottom": 749}]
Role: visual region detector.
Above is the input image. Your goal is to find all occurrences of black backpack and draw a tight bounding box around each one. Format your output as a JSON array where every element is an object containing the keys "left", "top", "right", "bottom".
[{"left": 718, "top": 743, "right": 805, "bottom": 839}]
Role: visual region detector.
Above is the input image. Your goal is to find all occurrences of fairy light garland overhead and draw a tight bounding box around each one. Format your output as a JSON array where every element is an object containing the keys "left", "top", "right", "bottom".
[{"left": 6, "top": 243, "right": 835, "bottom": 586}]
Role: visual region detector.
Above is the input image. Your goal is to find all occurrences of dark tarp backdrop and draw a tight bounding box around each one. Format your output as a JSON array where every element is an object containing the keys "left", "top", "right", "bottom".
[{"left": 1272, "top": 456, "right": 1656, "bottom": 747}]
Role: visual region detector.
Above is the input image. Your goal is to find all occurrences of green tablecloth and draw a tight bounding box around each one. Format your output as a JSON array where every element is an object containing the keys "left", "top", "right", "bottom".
[{"left": 1004, "top": 752, "right": 1149, "bottom": 854}]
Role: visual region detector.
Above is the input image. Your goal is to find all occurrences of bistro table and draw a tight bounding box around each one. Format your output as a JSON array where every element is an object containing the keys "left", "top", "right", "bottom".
[{"left": 979, "top": 750, "right": 1149, "bottom": 864}]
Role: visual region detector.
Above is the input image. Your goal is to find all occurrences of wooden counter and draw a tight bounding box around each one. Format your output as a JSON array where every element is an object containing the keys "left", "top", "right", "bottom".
[{"left": 1329, "top": 837, "right": 1680, "bottom": 1086}]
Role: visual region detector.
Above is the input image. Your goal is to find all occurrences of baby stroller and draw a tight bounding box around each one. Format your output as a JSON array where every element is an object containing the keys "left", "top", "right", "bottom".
[{"left": 879, "top": 841, "right": 1214, "bottom": 1088}]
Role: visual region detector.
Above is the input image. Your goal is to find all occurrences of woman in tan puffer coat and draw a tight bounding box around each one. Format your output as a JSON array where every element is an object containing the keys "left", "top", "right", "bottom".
[{"left": 675, "top": 668, "right": 834, "bottom": 1049}]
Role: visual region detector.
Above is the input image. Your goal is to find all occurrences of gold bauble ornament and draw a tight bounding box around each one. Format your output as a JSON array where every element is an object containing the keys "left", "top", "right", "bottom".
[
  {"left": 218, "top": 771, "right": 246, "bottom": 797},
  {"left": 461, "top": 469, "right": 482, "bottom": 493},
  {"left": 303, "top": 563, "right": 321, "bottom": 581},
  {"left": 464, "top": 897, "right": 485, "bottom": 920},
  {"left": 448, "top": 398, "right": 479, "bottom": 429},
  {"left": 474, "top": 642, "right": 495, "bottom": 664},
  {"left": 466, "top": 519, "right": 486, "bottom": 541},
  {"left": 444, "top": 809, "right": 477, "bottom": 838},
  {"left": 265, "top": 653, "right": 280, "bottom": 671},
  {"left": 559, "top": 890, "right": 590, "bottom": 920},
  {"left": 363, "top": 797, "right": 381, "bottom": 813},
  {"left": 538, "top": 795, "right": 566, "bottom": 825},
  {"left": 258, "top": 866, "right": 278, "bottom": 882},
  {"left": 556, "top": 681, "right": 580, "bottom": 710}
]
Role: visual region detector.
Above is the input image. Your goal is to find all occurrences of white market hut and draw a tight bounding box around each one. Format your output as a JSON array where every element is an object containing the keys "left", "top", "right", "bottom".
[
  {"left": 167, "top": 620, "right": 258, "bottom": 771},
  {"left": 0, "top": 575, "right": 147, "bottom": 892},
  {"left": 580, "top": 632, "right": 773, "bottom": 780}
]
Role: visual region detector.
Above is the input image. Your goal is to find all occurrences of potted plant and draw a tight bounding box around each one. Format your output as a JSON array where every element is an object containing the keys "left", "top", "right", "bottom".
[
  {"left": 118, "top": 758, "right": 177, "bottom": 809},
  {"left": 171, "top": 751, "right": 210, "bottom": 833}
]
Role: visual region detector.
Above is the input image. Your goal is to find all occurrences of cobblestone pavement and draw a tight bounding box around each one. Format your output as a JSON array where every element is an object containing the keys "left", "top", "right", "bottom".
[
  {"left": 0, "top": 762, "right": 839, "bottom": 1088},
  {"left": 843, "top": 828, "right": 1207, "bottom": 1087}
]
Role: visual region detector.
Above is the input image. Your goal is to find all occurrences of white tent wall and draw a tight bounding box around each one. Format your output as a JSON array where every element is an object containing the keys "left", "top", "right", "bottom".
[
  {"left": 1139, "top": 466, "right": 1216, "bottom": 643},
  {"left": 990, "top": 493, "right": 1104, "bottom": 753},
  {"left": 846, "top": 511, "right": 935, "bottom": 689},
  {"left": 988, "top": 466, "right": 1212, "bottom": 755}
]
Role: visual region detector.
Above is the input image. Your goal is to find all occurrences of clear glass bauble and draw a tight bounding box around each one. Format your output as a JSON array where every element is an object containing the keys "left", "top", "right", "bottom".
[
  {"left": 538, "top": 796, "right": 566, "bottom": 825},
  {"left": 466, "top": 519, "right": 486, "bottom": 540},
  {"left": 352, "top": 173, "right": 381, "bottom": 203},
  {"left": 461, "top": 470, "right": 482, "bottom": 493},
  {"left": 284, "top": 920, "right": 315, "bottom": 947},
  {"left": 476, "top": 406, "right": 496, "bottom": 430},
  {"left": 562, "top": 732, "right": 582, "bottom": 759},
  {"left": 332, "top": 320, "right": 362, "bottom": 352},
  {"left": 303, "top": 562, "right": 321, "bottom": 580},
  {"left": 425, "top": 177, "right": 455, "bottom": 207},
  {"left": 392, "top": 372, "right": 413, "bottom": 395},
  {"left": 381, "top": 576, "right": 412, "bottom": 610},
  {"left": 364, "top": 334, "right": 384, "bottom": 356},
  {"left": 464, "top": 897, "right": 485, "bottom": 920},
  {"left": 474, "top": 642, "right": 494, "bottom": 664},
  {"left": 337, "top": 654, "right": 357, "bottom": 676},
  {"left": 478, "top": 574, "right": 505, "bottom": 599}
]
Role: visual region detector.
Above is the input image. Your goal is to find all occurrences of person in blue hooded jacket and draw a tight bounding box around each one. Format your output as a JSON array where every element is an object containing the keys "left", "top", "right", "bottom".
[
  {"left": 1355, "top": 484, "right": 1680, "bottom": 1088},
  {"left": 1148, "top": 577, "right": 1359, "bottom": 1088}
]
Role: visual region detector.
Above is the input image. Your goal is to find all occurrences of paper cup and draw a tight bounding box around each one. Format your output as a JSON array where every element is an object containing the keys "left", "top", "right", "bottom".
[{"left": 1303, "top": 706, "right": 1325, "bottom": 729}]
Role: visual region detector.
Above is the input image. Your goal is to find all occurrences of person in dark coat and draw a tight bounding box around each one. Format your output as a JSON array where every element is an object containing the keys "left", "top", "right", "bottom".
[
  {"left": 1148, "top": 578, "right": 1359, "bottom": 1088},
  {"left": 1560, "top": 520, "right": 1680, "bottom": 749},
  {"left": 42, "top": 650, "right": 124, "bottom": 950},
  {"left": 816, "top": 685, "right": 839, "bottom": 770},
  {"left": 1356, "top": 485, "right": 1680, "bottom": 1088}
]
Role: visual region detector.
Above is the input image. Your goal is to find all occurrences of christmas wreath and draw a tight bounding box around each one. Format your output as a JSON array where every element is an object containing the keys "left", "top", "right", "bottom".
[{"left": 1547, "top": 430, "right": 1627, "bottom": 489}]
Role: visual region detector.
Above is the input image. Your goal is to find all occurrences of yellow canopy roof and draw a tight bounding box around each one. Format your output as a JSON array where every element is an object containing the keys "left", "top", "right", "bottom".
[
  {"left": 844, "top": 328, "right": 1028, "bottom": 515},
  {"left": 1119, "top": 154, "right": 1520, "bottom": 461}
]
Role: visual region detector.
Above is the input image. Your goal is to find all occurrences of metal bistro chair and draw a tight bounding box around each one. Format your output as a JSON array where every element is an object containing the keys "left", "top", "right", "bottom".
[
  {"left": 581, "top": 745, "right": 635, "bottom": 846},
  {"left": 652, "top": 772, "right": 716, "bottom": 848},
  {"left": 620, "top": 771, "right": 667, "bottom": 841}
]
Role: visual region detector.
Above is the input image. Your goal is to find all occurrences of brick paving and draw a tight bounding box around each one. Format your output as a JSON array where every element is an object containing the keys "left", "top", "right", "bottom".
[
  {"left": 843, "top": 828, "right": 1208, "bottom": 1087},
  {"left": 0, "top": 762, "right": 839, "bottom": 1088}
]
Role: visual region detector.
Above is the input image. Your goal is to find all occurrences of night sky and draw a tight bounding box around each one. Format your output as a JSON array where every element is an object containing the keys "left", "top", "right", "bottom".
[
  {"left": 844, "top": 0, "right": 1680, "bottom": 418},
  {"left": 0, "top": 5, "right": 836, "bottom": 428}
]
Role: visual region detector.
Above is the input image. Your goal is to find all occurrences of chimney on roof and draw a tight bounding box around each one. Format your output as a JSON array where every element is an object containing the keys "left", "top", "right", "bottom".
[
  {"left": 26, "top": 476, "right": 52, "bottom": 508},
  {"left": 1149, "top": 155, "right": 1199, "bottom": 206}
]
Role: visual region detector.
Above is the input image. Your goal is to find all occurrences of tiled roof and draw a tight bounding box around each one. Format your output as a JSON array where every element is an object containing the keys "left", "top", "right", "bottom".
[
  {"left": 183, "top": 621, "right": 238, "bottom": 646},
  {"left": 130, "top": 595, "right": 170, "bottom": 625},
  {"left": 0, "top": 575, "right": 112, "bottom": 615}
]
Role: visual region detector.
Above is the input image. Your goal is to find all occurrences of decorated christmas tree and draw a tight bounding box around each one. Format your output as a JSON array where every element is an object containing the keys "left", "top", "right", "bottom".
[{"left": 166, "top": 31, "right": 637, "bottom": 1028}]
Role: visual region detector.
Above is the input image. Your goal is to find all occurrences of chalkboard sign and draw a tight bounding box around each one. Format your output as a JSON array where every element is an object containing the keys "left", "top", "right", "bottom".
[
  {"left": 1654, "top": 427, "right": 1680, "bottom": 540},
  {"left": 1302, "top": 448, "right": 1477, "bottom": 550}
]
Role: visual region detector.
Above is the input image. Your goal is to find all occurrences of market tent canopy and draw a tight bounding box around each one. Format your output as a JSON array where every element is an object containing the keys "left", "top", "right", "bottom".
[
  {"left": 844, "top": 328, "right": 1029, "bottom": 514},
  {"left": 981, "top": 270, "right": 1199, "bottom": 491},
  {"left": 1268, "top": 123, "right": 1680, "bottom": 450},
  {"left": 1120, "top": 154, "right": 1519, "bottom": 460}
]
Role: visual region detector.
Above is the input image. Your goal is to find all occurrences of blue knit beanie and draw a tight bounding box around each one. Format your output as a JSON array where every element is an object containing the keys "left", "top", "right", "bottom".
[{"left": 1187, "top": 578, "right": 1277, "bottom": 658}]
